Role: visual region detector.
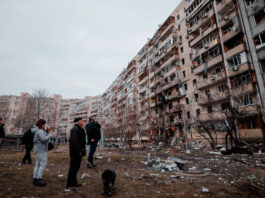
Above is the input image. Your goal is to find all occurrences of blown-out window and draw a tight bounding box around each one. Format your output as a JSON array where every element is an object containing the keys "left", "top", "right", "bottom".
[{"left": 244, "top": 0, "right": 256, "bottom": 7}]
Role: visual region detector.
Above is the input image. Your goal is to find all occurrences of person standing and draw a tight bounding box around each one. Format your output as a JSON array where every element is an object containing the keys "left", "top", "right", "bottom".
[
  {"left": 86, "top": 115, "right": 101, "bottom": 168},
  {"left": 33, "top": 119, "right": 52, "bottom": 186},
  {"left": 66, "top": 117, "right": 86, "bottom": 189},
  {"left": 21, "top": 126, "right": 35, "bottom": 164},
  {"left": 0, "top": 118, "right": 5, "bottom": 146}
]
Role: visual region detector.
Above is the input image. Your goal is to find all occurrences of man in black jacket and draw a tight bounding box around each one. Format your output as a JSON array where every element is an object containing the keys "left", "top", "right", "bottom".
[
  {"left": 66, "top": 117, "right": 86, "bottom": 189},
  {"left": 0, "top": 118, "right": 5, "bottom": 146},
  {"left": 21, "top": 126, "right": 35, "bottom": 164},
  {"left": 86, "top": 115, "right": 101, "bottom": 168}
]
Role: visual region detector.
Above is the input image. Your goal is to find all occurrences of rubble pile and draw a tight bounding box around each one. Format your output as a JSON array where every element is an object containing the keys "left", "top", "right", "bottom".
[{"left": 142, "top": 156, "right": 188, "bottom": 172}]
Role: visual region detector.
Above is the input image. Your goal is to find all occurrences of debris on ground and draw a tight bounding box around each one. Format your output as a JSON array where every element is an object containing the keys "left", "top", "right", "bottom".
[
  {"left": 141, "top": 156, "right": 188, "bottom": 172},
  {"left": 201, "top": 187, "right": 209, "bottom": 193},
  {"left": 81, "top": 173, "right": 91, "bottom": 180}
]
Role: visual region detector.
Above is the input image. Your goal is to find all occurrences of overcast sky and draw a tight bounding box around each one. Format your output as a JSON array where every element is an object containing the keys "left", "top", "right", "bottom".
[{"left": 0, "top": 0, "right": 181, "bottom": 99}]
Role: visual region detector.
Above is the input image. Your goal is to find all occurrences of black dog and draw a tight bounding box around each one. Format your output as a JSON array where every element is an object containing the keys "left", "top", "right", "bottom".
[{"left": 101, "top": 169, "right": 116, "bottom": 196}]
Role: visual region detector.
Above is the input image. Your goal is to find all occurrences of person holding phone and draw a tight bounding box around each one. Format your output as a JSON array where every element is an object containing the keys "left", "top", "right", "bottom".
[{"left": 33, "top": 119, "right": 52, "bottom": 186}]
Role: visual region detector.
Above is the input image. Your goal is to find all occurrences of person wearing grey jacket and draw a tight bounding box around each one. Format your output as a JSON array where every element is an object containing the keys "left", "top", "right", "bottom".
[{"left": 33, "top": 119, "right": 51, "bottom": 186}]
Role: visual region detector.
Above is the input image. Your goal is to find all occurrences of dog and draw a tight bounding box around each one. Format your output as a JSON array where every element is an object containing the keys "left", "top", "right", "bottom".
[{"left": 101, "top": 169, "right": 116, "bottom": 196}]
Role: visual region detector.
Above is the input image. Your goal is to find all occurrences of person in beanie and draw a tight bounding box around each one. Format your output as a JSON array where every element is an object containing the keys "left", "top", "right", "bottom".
[
  {"left": 0, "top": 118, "right": 5, "bottom": 146},
  {"left": 86, "top": 115, "right": 101, "bottom": 168},
  {"left": 66, "top": 117, "right": 86, "bottom": 190},
  {"left": 33, "top": 119, "right": 52, "bottom": 186}
]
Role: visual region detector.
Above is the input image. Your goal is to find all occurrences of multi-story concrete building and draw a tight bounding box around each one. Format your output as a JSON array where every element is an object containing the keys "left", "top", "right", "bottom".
[
  {"left": 100, "top": 0, "right": 265, "bottom": 144},
  {"left": 0, "top": 93, "right": 103, "bottom": 138},
  {"left": 0, "top": 92, "right": 62, "bottom": 136},
  {"left": 185, "top": 0, "right": 264, "bottom": 142}
]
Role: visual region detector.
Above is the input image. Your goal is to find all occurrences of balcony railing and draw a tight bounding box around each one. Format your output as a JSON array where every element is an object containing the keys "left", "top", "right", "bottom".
[
  {"left": 225, "top": 43, "right": 246, "bottom": 59},
  {"left": 219, "top": 10, "right": 238, "bottom": 27},
  {"left": 193, "top": 38, "right": 220, "bottom": 60},
  {"left": 193, "top": 54, "right": 223, "bottom": 75},
  {"left": 190, "top": 24, "right": 217, "bottom": 47},
  {"left": 197, "top": 71, "right": 226, "bottom": 90},
  {"left": 190, "top": 9, "right": 214, "bottom": 34},
  {"left": 217, "top": 0, "right": 234, "bottom": 13},
  {"left": 222, "top": 27, "right": 242, "bottom": 43},
  {"left": 197, "top": 90, "right": 230, "bottom": 106},
  {"left": 228, "top": 63, "right": 251, "bottom": 77},
  {"left": 231, "top": 83, "right": 256, "bottom": 96}
]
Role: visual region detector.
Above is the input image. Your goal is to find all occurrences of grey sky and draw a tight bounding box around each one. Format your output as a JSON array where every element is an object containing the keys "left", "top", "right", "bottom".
[{"left": 0, "top": 0, "right": 181, "bottom": 99}]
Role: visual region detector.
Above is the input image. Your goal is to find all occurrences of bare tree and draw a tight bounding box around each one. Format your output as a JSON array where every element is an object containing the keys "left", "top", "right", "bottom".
[
  {"left": 196, "top": 89, "right": 256, "bottom": 150},
  {"left": 14, "top": 89, "right": 52, "bottom": 133},
  {"left": 196, "top": 120, "right": 219, "bottom": 148},
  {"left": 32, "top": 89, "right": 52, "bottom": 119},
  {"left": 118, "top": 104, "right": 138, "bottom": 150}
]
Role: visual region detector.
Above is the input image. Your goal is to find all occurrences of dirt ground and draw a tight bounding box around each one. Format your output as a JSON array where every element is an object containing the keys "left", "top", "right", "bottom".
[{"left": 0, "top": 146, "right": 265, "bottom": 198}]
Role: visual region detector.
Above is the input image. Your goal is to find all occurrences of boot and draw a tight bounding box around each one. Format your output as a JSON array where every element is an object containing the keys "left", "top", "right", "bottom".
[
  {"left": 33, "top": 178, "right": 37, "bottom": 185},
  {"left": 35, "top": 178, "right": 46, "bottom": 186}
]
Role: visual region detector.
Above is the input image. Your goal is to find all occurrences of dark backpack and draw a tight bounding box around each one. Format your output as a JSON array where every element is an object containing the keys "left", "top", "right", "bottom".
[{"left": 22, "top": 128, "right": 34, "bottom": 146}]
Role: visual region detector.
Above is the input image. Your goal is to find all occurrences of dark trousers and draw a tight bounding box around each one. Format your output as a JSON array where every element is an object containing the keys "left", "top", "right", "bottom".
[
  {"left": 66, "top": 155, "right": 82, "bottom": 187},
  {"left": 22, "top": 146, "right": 32, "bottom": 163},
  {"left": 88, "top": 142, "right": 98, "bottom": 164}
]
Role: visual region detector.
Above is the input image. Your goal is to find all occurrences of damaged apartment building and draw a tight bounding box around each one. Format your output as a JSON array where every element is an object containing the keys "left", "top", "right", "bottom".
[
  {"left": 102, "top": 60, "right": 139, "bottom": 140},
  {"left": 184, "top": 0, "right": 265, "bottom": 141},
  {"left": 101, "top": 0, "right": 265, "bottom": 144}
]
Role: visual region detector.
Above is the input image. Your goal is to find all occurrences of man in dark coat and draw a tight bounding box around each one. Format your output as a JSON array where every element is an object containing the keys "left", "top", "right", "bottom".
[
  {"left": 21, "top": 125, "right": 36, "bottom": 164},
  {"left": 0, "top": 118, "right": 5, "bottom": 146},
  {"left": 86, "top": 115, "right": 101, "bottom": 168},
  {"left": 66, "top": 117, "right": 86, "bottom": 189}
]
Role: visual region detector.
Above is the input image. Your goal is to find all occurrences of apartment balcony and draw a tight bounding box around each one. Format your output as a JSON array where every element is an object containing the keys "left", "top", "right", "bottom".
[
  {"left": 150, "top": 81, "right": 155, "bottom": 89},
  {"left": 139, "top": 76, "right": 148, "bottom": 86},
  {"left": 219, "top": 10, "right": 238, "bottom": 27},
  {"left": 190, "top": 24, "right": 217, "bottom": 47},
  {"left": 194, "top": 55, "right": 223, "bottom": 75},
  {"left": 173, "top": 104, "right": 185, "bottom": 112},
  {"left": 155, "top": 54, "right": 179, "bottom": 74},
  {"left": 231, "top": 83, "right": 256, "bottom": 96},
  {"left": 186, "top": 0, "right": 208, "bottom": 19},
  {"left": 197, "top": 111, "right": 225, "bottom": 122},
  {"left": 197, "top": 72, "right": 226, "bottom": 90},
  {"left": 184, "top": 0, "right": 195, "bottom": 12},
  {"left": 140, "top": 95, "right": 149, "bottom": 102},
  {"left": 163, "top": 66, "right": 179, "bottom": 79},
  {"left": 217, "top": 0, "right": 233, "bottom": 13},
  {"left": 228, "top": 63, "right": 251, "bottom": 77},
  {"left": 225, "top": 43, "right": 246, "bottom": 59},
  {"left": 150, "top": 102, "right": 156, "bottom": 108},
  {"left": 197, "top": 90, "right": 230, "bottom": 106},
  {"left": 155, "top": 42, "right": 178, "bottom": 63},
  {"left": 190, "top": 9, "right": 214, "bottom": 34},
  {"left": 161, "top": 80, "right": 177, "bottom": 92},
  {"left": 222, "top": 27, "right": 242, "bottom": 43},
  {"left": 238, "top": 105, "right": 259, "bottom": 115},
  {"left": 194, "top": 38, "right": 220, "bottom": 60},
  {"left": 168, "top": 91, "right": 182, "bottom": 101},
  {"left": 158, "top": 16, "right": 175, "bottom": 36},
  {"left": 149, "top": 71, "right": 155, "bottom": 79},
  {"left": 150, "top": 91, "right": 156, "bottom": 98},
  {"left": 156, "top": 85, "right": 163, "bottom": 94},
  {"left": 159, "top": 25, "right": 176, "bottom": 43}
]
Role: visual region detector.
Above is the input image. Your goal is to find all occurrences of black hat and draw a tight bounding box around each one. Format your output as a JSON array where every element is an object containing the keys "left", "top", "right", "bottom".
[{"left": 74, "top": 117, "right": 83, "bottom": 123}]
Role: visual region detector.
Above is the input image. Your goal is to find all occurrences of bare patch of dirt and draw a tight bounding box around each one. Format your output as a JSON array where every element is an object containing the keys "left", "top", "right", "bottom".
[{"left": 0, "top": 148, "right": 265, "bottom": 198}]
